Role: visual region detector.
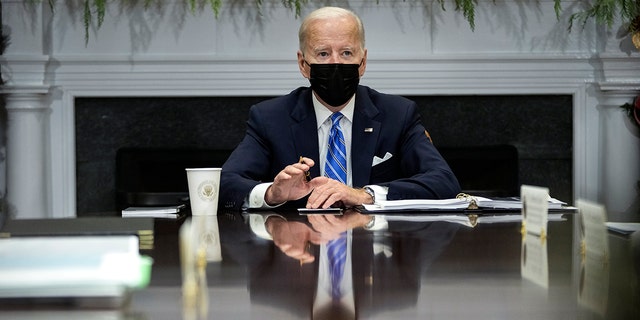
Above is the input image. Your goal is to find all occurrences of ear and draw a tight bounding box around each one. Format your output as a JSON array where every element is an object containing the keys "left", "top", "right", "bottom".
[
  {"left": 359, "top": 49, "right": 367, "bottom": 77},
  {"left": 297, "top": 51, "right": 310, "bottom": 79}
]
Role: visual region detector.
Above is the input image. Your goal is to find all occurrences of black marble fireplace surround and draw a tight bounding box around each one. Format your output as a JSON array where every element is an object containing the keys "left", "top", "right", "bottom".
[{"left": 75, "top": 95, "right": 573, "bottom": 216}]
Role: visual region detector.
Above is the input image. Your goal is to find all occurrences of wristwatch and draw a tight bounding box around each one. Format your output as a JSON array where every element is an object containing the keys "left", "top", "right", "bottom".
[
  {"left": 363, "top": 215, "right": 376, "bottom": 230},
  {"left": 363, "top": 186, "right": 375, "bottom": 204}
]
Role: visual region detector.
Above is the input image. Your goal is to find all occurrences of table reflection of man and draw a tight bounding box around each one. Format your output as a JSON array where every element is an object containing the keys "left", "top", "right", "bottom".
[{"left": 224, "top": 209, "right": 460, "bottom": 319}]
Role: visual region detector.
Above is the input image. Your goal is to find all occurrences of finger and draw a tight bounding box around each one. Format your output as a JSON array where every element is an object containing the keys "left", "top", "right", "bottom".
[
  {"left": 309, "top": 232, "right": 328, "bottom": 245},
  {"left": 306, "top": 189, "right": 320, "bottom": 208},
  {"left": 320, "top": 193, "right": 343, "bottom": 209},
  {"left": 309, "top": 187, "right": 338, "bottom": 209},
  {"left": 288, "top": 165, "right": 314, "bottom": 184},
  {"left": 307, "top": 182, "right": 335, "bottom": 208},
  {"left": 299, "top": 157, "right": 315, "bottom": 168},
  {"left": 284, "top": 246, "right": 306, "bottom": 257},
  {"left": 299, "top": 256, "right": 315, "bottom": 264},
  {"left": 273, "top": 170, "right": 293, "bottom": 183},
  {"left": 306, "top": 215, "right": 323, "bottom": 224},
  {"left": 307, "top": 214, "right": 331, "bottom": 229},
  {"left": 283, "top": 164, "right": 306, "bottom": 176},
  {"left": 322, "top": 214, "right": 341, "bottom": 225}
]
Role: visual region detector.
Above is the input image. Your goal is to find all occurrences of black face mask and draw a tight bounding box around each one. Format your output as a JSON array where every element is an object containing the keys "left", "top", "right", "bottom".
[{"left": 307, "top": 62, "right": 361, "bottom": 107}]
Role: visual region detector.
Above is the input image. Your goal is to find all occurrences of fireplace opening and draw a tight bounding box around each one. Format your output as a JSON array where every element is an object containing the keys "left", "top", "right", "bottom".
[
  {"left": 75, "top": 95, "right": 573, "bottom": 216},
  {"left": 115, "top": 147, "right": 233, "bottom": 211}
]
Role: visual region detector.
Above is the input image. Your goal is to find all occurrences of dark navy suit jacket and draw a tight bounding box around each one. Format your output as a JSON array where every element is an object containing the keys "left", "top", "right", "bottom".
[{"left": 220, "top": 85, "right": 460, "bottom": 210}]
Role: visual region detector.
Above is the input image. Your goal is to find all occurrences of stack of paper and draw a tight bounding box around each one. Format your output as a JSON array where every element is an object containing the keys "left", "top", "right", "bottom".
[
  {"left": 0, "top": 235, "right": 152, "bottom": 300},
  {"left": 362, "top": 195, "right": 568, "bottom": 212},
  {"left": 363, "top": 198, "right": 473, "bottom": 211},
  {"left": 122, "top": 204, "right": 186, "bottom": 219}
]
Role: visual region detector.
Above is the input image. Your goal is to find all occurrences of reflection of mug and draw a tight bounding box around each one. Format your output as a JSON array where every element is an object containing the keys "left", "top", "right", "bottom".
[
  {"left": 186, "top": 168, "right": 222, "bottom": 216},
  {"left": 192, "top": 216, "right": 222, "bottom": 262}
]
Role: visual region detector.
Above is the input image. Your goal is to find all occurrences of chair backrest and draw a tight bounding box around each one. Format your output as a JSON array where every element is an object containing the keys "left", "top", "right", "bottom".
[
  {"left": 438, "top": 144, "right": 519, "bottom": 197},
  {"left": 115, "top": 148, "right": 232, "bottom": 210}
]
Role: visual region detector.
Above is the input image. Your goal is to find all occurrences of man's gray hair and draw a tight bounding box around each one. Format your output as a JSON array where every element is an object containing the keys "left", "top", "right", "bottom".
[{"left": 298, "top": 7, "right": 366, "bottom": 52}]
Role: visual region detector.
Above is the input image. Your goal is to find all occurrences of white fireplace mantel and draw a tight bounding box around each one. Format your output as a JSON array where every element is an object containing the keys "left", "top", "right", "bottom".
[{"left": 1, "top": 0, "right": 639, "bottom": 220}]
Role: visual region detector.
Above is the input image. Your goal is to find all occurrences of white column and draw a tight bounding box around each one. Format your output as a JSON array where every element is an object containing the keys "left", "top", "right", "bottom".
[
  {"left": 4, "top": 87, "right": 50, "bottom": 219},
  {"left": 596, "top": 19, "right": 640, "bottom": 221},
  {"left": 597, "top": 91, "right": 640, "bottom": 221},
  {"left": 1, "top": 0, "right": 52, "bottom": 218}
]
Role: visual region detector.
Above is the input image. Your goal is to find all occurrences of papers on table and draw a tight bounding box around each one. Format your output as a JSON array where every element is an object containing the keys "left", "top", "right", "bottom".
[
  {"left": 362, "top": 193, "right": 569, "bottom": 212},
  {"left": 364, "top": 198, "right": 473, "bottom": 211},
  {"left": 0, "top": 235, "right": 152, "bottom": 301},
  {"left": 0, "top": 217, "right": 156, "bottom": 251},
  {"left": 122, "top": 204, "right": 186, "bottom": 219},
  {"left": 519, "top": 185, "right": 552, "bottom": 288}
]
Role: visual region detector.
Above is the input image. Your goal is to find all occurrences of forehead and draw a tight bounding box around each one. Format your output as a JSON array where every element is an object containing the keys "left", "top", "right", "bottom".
[{"left": 305, "top": 16, "right": 361, "bottom": 50}]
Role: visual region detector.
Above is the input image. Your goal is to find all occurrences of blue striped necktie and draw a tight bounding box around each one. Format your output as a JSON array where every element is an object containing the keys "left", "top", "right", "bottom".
[
  {"left": 327, "top": 232, "right": 347, "bottom": 300},
  {"left": 325, "top": 112, "right": 347, "bottom": 184}
]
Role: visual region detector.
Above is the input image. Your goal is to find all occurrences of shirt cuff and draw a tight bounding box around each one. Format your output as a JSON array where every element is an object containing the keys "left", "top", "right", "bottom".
[
  {"left": 249, "top": 213, "right": 286, "bottom": 240},
  {"left": 365, "top": 215, "right": 389, "bottom": 231},
  {"left": 244, "top": 182, "right": 285, "bottom": 209},
  {"left": 364, "top": 185, "right": 388, "bottom": 203}
]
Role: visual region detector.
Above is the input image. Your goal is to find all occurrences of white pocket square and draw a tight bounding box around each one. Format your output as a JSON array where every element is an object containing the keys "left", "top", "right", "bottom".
[{"left": 372, "top": 152, "right": 393, "bottom": 167}]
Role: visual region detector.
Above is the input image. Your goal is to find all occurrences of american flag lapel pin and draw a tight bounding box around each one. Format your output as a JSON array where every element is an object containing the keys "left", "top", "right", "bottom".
[{"left": 364, "top": 128, "right": 374, "bottom": 133}]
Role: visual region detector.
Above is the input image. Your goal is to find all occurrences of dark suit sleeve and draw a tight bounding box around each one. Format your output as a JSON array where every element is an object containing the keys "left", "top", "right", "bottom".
[
  {"left": 376, "top": 100, "right": 461, "bottom": 199},
  {"left": 219, "top": 88, "right": 320, "bottom": 211},
  {"left": 219, "top": 105, "right": 273, "bottom": 210}
]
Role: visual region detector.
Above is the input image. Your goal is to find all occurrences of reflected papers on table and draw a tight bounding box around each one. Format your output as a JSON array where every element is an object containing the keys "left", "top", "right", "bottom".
[
  {"left": 521, "top": 232, "right": 549, "bottom": 288},
  {"left": 577, "top": 199, "right": 610, "bottom": 316},
  {"left": 384, "top": 213, "right": 565, "bottom": 228}
]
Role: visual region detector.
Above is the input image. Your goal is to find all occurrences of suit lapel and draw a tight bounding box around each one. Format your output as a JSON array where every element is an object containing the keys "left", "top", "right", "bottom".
[
  {"left": 291, "top": 91, "right": 322, "bottom": 179},
  {"left": 351, "top": 88, "right": 380, "bottom": 187}
]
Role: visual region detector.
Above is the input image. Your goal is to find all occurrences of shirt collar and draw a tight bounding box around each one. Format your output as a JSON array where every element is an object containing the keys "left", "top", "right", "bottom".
[{"left": 312, "top": 93, "right": 355, "bottom": 129}]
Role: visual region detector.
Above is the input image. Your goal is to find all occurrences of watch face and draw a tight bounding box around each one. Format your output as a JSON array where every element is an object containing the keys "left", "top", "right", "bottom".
[
  {"left": 364, "top": 216, "right": 375, "bottom": 229},
  {"left": 364, "top": 187, "right": 375, "bottom": 203}
]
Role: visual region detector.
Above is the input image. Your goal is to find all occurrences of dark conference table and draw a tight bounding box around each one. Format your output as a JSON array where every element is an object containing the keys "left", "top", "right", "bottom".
[{"left": 1, "top": 208, "right": 639, "bottom": 319}]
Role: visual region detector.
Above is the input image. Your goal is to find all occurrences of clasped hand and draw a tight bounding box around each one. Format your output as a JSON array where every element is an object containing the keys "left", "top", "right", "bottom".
[
  {"left": 266, "top": 217, "right": 325, "bottom": 264},
  {"left": 264, "top": 157, "right": 367, "bottom": 208},
  {"left": 266, "top": 211, "right": 372, "bottom": 264}
]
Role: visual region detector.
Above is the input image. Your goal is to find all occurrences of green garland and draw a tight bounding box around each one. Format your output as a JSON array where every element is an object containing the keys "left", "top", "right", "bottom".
[{"left": 29, "top": 0, "right": 640, "bottom": 46}]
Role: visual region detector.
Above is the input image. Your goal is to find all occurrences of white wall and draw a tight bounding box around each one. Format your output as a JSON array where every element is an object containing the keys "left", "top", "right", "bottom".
[{"left": 1, "top": 0, "right": 639, "bottom": 220}]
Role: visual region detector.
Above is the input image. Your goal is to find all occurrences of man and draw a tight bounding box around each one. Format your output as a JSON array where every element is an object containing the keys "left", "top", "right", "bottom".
[{"left": 220, "top": 6, "right": 460, "bottom": 212}]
